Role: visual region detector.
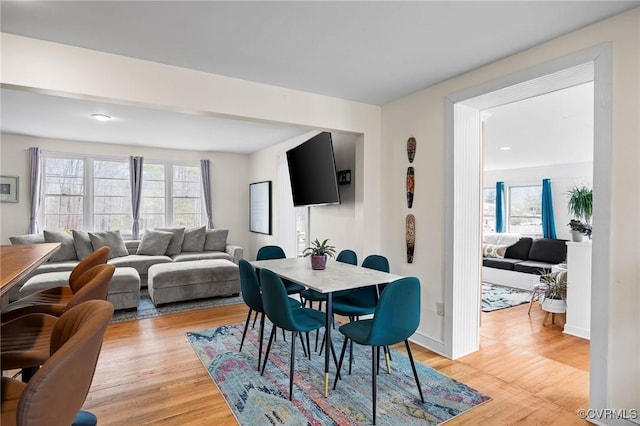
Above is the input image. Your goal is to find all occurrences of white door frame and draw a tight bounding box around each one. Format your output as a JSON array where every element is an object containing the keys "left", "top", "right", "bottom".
[{"left": 444, "top": 43, "right": 611, "bottom": 411}]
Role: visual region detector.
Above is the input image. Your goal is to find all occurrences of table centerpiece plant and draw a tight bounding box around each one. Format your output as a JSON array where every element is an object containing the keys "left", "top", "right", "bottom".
[{"left": 303, "top": 238, "right": 337, "bottom": 270}]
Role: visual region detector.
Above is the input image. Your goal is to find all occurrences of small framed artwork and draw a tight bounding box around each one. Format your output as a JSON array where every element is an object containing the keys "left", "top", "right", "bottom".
[
  {"left": 249, "top": 181, "right": 272, "bottom": 235},
  {"left": 0, "top": 176, "right": 19, "bottom": 203}
]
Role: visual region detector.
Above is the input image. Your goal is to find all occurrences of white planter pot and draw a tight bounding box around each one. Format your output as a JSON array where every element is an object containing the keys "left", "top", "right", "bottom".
[
  {"left": 571, "top": 230, "right": 584, "bottom": 242},
  {"left": 542, "top": 298, "right": 566, "bottom": 313}
]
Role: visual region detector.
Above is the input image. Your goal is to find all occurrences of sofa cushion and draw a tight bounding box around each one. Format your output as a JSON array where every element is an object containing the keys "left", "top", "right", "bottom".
[
  {"left": 9, "top": 233, "right": 45, "bottom": 245},
  {"left": 482, "top": 257, "right": 523, "bottom": 270},
  {"left": 156, "top": 227, "right": 185, "bottom": 256},
  {"left": 181, "top": 226, "right": 206, "bottom": 252},
  {"left": 527, "top": 238, "right": 567, "bottom": 264},
  {"left": 171, "top": 252, "right": 233, "bottom": 262},
  {"left": 108, "top": 254, "right": 172, "bottom": 276},
  {"left": 33, "top": 261, "right": 79, "bottom": 274},
  {"left": 482, "top": 244, "right": 508, "bottom": 259},
  {"left": 137, "top": 230, "right": 174, "bottom": 256},
  {"left": 43, "top": 230, "right": 78, "bottom": 262},
  {"left": 204, "top": 229, "right": 228, "bottom": 251},
  {"left": 18, "top": 271, "right": 72, "bottom": 297},
  {"left": 504, "top": 237, "right": 533, "bottom": 260},
  {"left": 513, "top": 260, "right": 555, "bottom": 275},
  {"left": 89, "top": 230, "right": 129, "bottom": 259},
  {"left": 72, "top": 230, "right": 94, "bottom": 260}
]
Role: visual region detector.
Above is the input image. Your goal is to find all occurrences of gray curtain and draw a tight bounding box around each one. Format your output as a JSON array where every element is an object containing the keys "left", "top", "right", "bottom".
[
  {"left": 129, "top": 156, "right": 144, "bottom": 239},
  {"left": 28, "top": 147, "right": 42, "bottom": 234},
  {"left": 200, "top": 159, "right": 214, "bottom": 229}
]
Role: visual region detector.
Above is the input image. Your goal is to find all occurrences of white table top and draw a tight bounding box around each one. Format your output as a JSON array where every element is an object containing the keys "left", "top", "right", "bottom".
[{"left": 250, "top": 257, "right": 404, "bottom": 294}]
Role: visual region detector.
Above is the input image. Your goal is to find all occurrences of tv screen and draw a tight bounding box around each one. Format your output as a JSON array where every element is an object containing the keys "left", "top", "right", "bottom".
[{"left": 286, "top": 132, "right": 341, "bottom": 207}]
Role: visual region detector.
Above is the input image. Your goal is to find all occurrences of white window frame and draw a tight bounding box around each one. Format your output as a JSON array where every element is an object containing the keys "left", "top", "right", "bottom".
[{"left": 507, "top": 184, "right": 543, "bottom": 237}]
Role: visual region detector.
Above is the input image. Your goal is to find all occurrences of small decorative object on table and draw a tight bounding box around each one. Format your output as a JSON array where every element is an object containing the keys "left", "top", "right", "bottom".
[{"left": 303, "top": 238, "right": 336, "bottom": 270}]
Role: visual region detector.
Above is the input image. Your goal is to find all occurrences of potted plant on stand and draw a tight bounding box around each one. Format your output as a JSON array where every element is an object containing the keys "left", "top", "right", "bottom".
[
  {"left": 303, "top": 238, "right": 337, "bottom": 270},
  {"left": 540, "top": 271, "right": 568, "bottom": 314},
  {"left": 566, "top": 185, "right": 593, "bottom": 242}
]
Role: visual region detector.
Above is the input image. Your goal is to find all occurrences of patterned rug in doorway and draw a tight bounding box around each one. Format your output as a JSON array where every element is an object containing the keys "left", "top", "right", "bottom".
[{"left": 482, "top": 283, "right": 531, "bottom": 312}]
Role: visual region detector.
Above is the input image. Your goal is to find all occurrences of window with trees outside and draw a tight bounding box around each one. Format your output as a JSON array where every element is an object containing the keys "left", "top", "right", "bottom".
[
  {"left": 42, "top": 154, "right": 203, "bottom": 235},
  {"left": 509, "top": 185, "right": 542, "bottom": 237},
  {"left": 483, "top": 187, "right": 496, "bottom": 232}
]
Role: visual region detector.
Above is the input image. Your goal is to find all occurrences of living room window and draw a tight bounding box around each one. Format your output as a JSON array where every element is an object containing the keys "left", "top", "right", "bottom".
[
  {"left": 42, "top": 156, "right": 85, "bottom": 231},
  {"left": 508, "top": 185, "right": 542, "bottom": 237},
  {"left": 482, "top": 187, "right": 496, "bottom": 231},
  {"left": 171, "top": 164, "right": 202, "bottom": 227},
  {"left": 141, "top": 163, "right": 166, "bottom": 230},
  {"left": 93, "top": 159, "right": 132, "bottom": 232}
]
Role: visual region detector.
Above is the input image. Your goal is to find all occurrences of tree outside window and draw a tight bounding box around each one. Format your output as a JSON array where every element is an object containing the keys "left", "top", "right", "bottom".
[
  {"left": 43, "top": 157, "right": 84, "bottom": 231},
  {"left": 483, "top": 187, "right": 496, "bottom": 231}
]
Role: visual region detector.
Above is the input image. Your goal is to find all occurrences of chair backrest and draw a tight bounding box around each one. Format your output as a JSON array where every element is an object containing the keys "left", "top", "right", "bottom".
[
  {"left": 368, "top": 277, "right": 421, "bottom": 346},
  {"left": 256, "top": 245, "right": 286, "bottom": 261},
  {"left": 69, "top": 247, "right": 110, "bottom": 293},
  {"left": 238, "top": 259, "right": 263, "bottom": 312},
  {"left": 66, "top": 264, "right": 115, "bottom": 310},
  {"left": 259, "top": 268, "right": 297, "bottom": 331},
  {"left": 17, "top": 300, "right": 114, "bottom": 426},
  {"left": 361, "top": 254, "right": 390, "bottom": 273},
  {"left": 336, "top": 249, "right": 357, "bottom": 265}
]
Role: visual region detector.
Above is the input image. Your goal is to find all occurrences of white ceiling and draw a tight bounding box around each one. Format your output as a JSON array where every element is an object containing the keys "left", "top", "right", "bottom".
[{"left": 0, "top": 1, "right": 634, "bottom": 159}]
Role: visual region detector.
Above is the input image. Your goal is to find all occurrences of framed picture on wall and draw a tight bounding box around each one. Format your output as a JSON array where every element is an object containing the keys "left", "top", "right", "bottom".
[
  {"left": 249, "top": 181, "right": 271, "bottom": 235},
  {"left": 0, "top": 176, "right": 19, "bottom": 203}
]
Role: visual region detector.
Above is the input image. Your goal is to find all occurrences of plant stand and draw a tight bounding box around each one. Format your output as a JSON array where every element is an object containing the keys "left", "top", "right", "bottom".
[{"left": 542, "top": 298, "right": 566, "bottom": 325}]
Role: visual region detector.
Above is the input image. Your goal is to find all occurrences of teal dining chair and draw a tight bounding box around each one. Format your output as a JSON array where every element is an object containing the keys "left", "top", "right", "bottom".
[
  {"left": 259, "top": 268, "right": 328, "bottom": 401},
  {"left": 256, "top": 246, "right": 306, "bottom": 296},
  {"left": 238, "top": 259, "right": 301, "bottom": 370},
  {"left": 333, "top": 276, "right": 425, "bottom": 425}
]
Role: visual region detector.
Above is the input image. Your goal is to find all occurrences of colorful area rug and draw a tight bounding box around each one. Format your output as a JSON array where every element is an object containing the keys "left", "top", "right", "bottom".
[
  {"left": 111, "top": 289, "right": 243, "bottom": 323},
  {"left": 482, "top": 283, "right": 531, "bottom": 312},
  {"left": 187, "top": 322, "right": 490, "bottom": 425}
]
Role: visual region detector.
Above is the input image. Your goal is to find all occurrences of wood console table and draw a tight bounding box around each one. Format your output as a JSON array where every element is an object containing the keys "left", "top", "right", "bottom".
[{"left": 0, "top": 243, "right": 60, "bottom": 306}]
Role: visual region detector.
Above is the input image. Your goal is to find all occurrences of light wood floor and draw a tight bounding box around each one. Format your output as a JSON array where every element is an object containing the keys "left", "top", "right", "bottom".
[{"left": 83, "top": 300, "right": 590, "bottom": 425}]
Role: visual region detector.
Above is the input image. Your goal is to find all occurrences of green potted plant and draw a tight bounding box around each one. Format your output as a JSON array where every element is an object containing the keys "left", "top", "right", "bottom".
[
  {"left": 303, "top": 238, "right": 336, "bottom": 270},
  {"left": 540, "top": 271, "right": 567, "bottom": 313},
  {"left": 566, "top": 185, "right": 593, "bottom": 241}
]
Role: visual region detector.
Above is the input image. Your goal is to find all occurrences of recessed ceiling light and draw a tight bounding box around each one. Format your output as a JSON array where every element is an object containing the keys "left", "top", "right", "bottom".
[
  {"left": 91, "top": 114, "right": 112, "bottom": 121},
  {"left": 499, "top": 146, "right": 511, "bottom": 151}
]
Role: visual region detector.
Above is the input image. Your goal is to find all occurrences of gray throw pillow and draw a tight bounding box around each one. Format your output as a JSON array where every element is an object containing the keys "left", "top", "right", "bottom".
[
  {"left": 156, "top": 227, "right": 186, "bottom": 256},
  {"left": 137, "top": 230, "right": 174, "bottom": 256},
  {"left": 43, "top": 230, "right": 78, "bottom": 262},
  {"left": 89, "top": 230, "right": 129, "bottom": 259},
  {"left": 72, "top": 230, "right": 94, "bottom": 260},
  {"left": 204, "top": 229, "right": 229, "bottom": 252},
  {"left": 181, "top": 226, "right": 206, "bottom": 252},
  {"left": 10, "top": 233, "right": 45, "bottom": 245}
]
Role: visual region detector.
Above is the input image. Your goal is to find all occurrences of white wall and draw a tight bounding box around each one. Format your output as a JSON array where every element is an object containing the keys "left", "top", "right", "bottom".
[
  {"left": 381, "top": 7, "right": 639, "bottom": 417},
  {"left": 0, "top": 134, "right": 250, "bottom": 250},
  {"left": 246, "top": 131, "right": 358, "bottom": 260},
  {"left": 484, "top": 162, "right": 593, "bottom": 240}
]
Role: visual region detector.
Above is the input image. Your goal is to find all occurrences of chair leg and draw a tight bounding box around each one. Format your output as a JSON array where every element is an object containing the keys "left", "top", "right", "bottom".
[
  {"left": 21, "top": 366, "right": 38, "bottom": 383},
  {"left": 299, "top": 331, "right": 308, "bottom": 358},
  {"left": 289, "top": 331, "right": 296, "bottom": 401},
  {"left": 239, "top": 309, "right": 252, "bottom": 352},
  {"left": 348, "top": 340, "right": 354, "bottom": 374},
  {"left": 372, "top": 346, "right": 377, "bottom": 425},
  {"left": 257, "top": 313, "right": 265, "bottom": 371},
  {"left": 383, "top": 345, "right": 391, "bottom": 374},
  {"left": 252, "top": 310, "right": 259, "bottom": 327},
  {"left": 404, "top": 340, "right": 425, "bottom": 402},
  {"left": 528, "top": 289, "right": 537, "bottom": 314},
  {"left": 333, "top": 337, "right": 349, "bottom": 390},
  {"left": 261, "top": 327, "right": 276, "bottom": 375},
  {"left": 306, "top": 332, "right": 311, "bottom": 360},
  {"left": 330, "top": 340, "right": 341, "bottom": 380}
]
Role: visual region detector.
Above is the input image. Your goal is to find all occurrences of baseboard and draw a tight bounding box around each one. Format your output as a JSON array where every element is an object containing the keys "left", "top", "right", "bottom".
[
  {"left": 563, "top": 324, "right": 591, "bottom": 340},
  {"left": 410, "top": 331, "right": 447, "bottom": 358}
]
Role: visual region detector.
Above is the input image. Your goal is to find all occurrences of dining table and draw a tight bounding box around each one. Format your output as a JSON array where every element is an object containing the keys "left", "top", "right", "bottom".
[
  {"left": 250, "top": 257, "right": 403, "bottom": 397},
  {"left": 0, "top": 243, "right": 61, "bottom": 306}
]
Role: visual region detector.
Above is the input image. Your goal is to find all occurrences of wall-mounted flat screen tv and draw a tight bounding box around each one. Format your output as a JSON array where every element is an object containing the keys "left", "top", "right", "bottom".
[{"left": 286, "top": 132, "right": 341, "bottom": 207}]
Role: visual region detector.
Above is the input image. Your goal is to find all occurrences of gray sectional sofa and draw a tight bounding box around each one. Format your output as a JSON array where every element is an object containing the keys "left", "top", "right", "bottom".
[{"left": 9, "top": 226, "right": 243, "bottom": 310}]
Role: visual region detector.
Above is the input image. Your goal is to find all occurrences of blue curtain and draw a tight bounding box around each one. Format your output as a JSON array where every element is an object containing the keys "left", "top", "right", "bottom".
[
  {"left": 495, "top": 181, "right": 506, "bottom": 233},
  {"left": 541, "top": 178, "right": 557, "bottom": 238}
]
